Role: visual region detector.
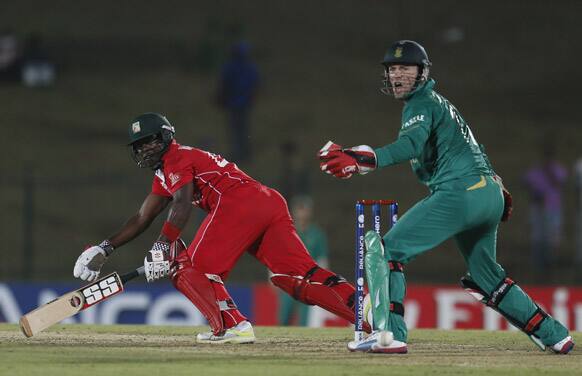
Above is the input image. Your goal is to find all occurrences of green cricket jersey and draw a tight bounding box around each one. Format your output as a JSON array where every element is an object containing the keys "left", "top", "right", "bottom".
[{"left": 374, "top": 79, "right": 494, "bottom": 188}]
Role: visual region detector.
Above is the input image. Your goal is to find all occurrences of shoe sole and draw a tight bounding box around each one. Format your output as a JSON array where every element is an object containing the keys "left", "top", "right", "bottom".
[
  {"left": 369, "top": 346, "right": 408, "bottom": 354},
  {"left": 347, "top": 340, "right": 375, "bottom": 352},
  {"left": 348, "top": 345, "right": 407, "bottom": 354},
  {"left": 348, "top": 346, "right": 372, "bottom": 352},
  {"left": 196, "top": 336, "right": 256, "bottom": 344},
  {"left": 553, "top": 340, "right": 574, "bottom": 354}
]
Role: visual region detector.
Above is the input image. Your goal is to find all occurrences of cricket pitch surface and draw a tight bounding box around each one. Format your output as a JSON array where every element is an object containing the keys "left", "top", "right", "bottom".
[{"left": 0, "top": 324, "right": 580, "bottom": 375}]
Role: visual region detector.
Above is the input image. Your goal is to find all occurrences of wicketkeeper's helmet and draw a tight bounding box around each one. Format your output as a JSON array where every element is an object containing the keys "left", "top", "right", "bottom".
[
  {"left": 128, "top": 112, "right": 175, "bottom": 169},
  {"left": 381, "top": 40, "right": 432, "bottom": 96}
]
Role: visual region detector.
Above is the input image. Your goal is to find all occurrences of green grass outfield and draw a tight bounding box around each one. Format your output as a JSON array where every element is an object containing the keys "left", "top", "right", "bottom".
[{"left": 0, "top": 324, "right": 580, "bottom": 376}]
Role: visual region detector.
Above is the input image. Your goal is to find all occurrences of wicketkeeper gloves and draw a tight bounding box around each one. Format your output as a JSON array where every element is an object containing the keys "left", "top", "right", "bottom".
[{"left": 318, "top": 140, "right": 377, "bottom": 179}]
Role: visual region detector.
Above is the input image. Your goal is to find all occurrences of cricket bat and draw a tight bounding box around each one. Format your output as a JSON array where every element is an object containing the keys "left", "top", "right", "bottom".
[{"left": 19, "top": 266, "right": 145, "bottom": 337}]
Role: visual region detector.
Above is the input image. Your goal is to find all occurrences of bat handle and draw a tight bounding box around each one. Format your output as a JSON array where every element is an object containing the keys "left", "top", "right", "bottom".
[{"left": 120, "top": 266, "right": 145, "bottom": 284}]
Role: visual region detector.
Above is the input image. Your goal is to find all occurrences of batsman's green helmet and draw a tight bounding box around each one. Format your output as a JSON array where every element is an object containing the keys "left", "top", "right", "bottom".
[
  {"left": 128, "top": 112, "right": 175, "bottom": 169},
  {"left": 128, "top": 112, "right": 175, "bottom": 145}
]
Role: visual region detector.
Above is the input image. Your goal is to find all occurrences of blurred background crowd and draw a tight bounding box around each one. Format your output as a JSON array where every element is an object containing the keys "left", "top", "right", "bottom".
[{"left": 2, "top": 0, "right": 581, "bottom": 314}]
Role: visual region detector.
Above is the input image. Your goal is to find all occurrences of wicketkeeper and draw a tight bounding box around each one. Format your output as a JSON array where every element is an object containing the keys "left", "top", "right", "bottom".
[
  {"left": 318, "top": 40, "right": 574, "bottom": 354},
  {"left": 73, "top": 113, "right": 368, "bottom": 344}
]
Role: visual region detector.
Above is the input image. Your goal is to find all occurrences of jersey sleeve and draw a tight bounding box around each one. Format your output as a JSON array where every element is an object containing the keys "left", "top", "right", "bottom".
[
  {"left": 151, "top": 177, "right": 172, "bottom": 197},
  {"left": 374, "top": 105, "right": 433, "bottom": 168},
  {"left": 165, "top": 158, "right": 195, "bottom": 195}
]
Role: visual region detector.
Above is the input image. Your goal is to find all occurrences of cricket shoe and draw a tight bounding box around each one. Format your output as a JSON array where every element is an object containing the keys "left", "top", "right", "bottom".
[
  {"left": 347, "top": 330, "right": 394, "bottom": 353},
  {"left": 370, "top": 338, "right": 408, "bottom": 354},
  {"left": 196, "top": 320, "right": 256, "bottom": 344},
  {"left": 550, "top": 335, "right": 574, "bottom": 354}
]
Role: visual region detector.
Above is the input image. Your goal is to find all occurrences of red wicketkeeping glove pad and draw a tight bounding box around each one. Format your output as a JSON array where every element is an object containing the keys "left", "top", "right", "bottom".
[{"left": 320, "top": 153, "right": 358, "bottom": 179}]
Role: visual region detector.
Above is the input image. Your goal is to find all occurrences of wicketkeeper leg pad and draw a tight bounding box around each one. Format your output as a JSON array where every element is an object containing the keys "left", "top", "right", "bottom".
[
  {"left": 386, "top": 259, "right": 407, "bottom": 343},
  {"left": 171, "top": 251, "right": 246, "bottom": 335},
  {"left": 270, "top": 266, "right": 363, "bottom": 328},
  {"left": 461, "top": 274, "right": 569, "bottom": 349}
]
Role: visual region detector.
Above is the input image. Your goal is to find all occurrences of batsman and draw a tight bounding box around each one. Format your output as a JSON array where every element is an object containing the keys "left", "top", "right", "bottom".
[
  {"left": 72, "top": 113, "right": 368, "bottom": 344},
  {"left": 319, "top": 40, "right": 574, "bottom": 354}
]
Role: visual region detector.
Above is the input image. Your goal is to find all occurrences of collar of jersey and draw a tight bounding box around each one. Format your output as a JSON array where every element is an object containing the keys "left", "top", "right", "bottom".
[
  {"left": 160, "top": 139, "right": 180, "bottom": 167},
  {"left": 404, "top": 78, "right": 436, "bottom": 101}
]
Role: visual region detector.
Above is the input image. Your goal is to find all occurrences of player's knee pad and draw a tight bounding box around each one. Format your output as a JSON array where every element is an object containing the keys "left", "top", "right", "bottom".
[
  {"left": 270, "top": 266, "right": 358, "bottom": 325},
  {"left": 460, "top": 275, "right": 548, "bottom": 338},
  {"left": 172, "top": 264, "right": 241, "bottom": 335}
]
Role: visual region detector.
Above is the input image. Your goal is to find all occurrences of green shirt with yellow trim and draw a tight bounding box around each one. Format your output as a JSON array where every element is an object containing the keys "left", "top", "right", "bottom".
[{"left": 374, "top": 79, "right": 494, "bottom": 189}]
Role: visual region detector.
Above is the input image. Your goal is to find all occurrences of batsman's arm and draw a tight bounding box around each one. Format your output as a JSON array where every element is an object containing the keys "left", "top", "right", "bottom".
[
  {"left": 108, "top": 193, "right": 171, "bottom": 248},
  {"left": 157, "top": 182, "right": 194, "bottom": 243}
]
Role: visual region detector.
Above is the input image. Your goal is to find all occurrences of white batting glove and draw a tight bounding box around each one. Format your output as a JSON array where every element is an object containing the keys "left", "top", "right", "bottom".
[
  {"left": 73, "top": 240, "right": 114, "bottom": 282},
  {"left": 144, "top": 241, "right": 171, "bottom": 283}
]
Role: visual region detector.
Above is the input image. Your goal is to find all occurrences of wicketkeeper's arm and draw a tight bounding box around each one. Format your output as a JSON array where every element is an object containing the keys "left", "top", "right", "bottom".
[{"left": 374, "top": 128, "right": 429, "bottom": 168}]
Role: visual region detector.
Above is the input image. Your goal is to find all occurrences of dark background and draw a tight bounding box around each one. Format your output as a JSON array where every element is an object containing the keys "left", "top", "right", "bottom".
[{"left": 2, "top": 0, "right": 581, "bottom": 285}]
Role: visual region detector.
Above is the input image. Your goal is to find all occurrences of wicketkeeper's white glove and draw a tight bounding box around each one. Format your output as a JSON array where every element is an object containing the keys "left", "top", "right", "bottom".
[
  {"left": 144, "top": 241, "right": 171, "bottom": 283},
  {"left": 73, "top": 240, "right": 114, "bottom": 282}
]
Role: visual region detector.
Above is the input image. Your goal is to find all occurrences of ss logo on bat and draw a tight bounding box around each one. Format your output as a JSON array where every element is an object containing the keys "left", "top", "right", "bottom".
[{"left": 82, "top": 276, "right": 121, "bottom": 305}]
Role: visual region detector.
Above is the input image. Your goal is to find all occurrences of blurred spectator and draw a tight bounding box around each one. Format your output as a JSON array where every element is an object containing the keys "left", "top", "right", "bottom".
[
  {"left": 523, "top": 140, "right": 567, "bottom": 272},
  {"left": 215, "top": 41, "right": 260, "bottom": 164},
  {"left": 21, "top": 33, "right": 55, "bottom": 88},
  {"left": 0, "top": 29, "right": 23, "bottom": 83},
  {"left": 279, "top": 196, "right": 329, "bottom": 326},
  {"left": 575, "top": 158, "right": 582, "bottom": 264},
  {"left": 278, "top": 140, "right": 312, "bottom": 201}
]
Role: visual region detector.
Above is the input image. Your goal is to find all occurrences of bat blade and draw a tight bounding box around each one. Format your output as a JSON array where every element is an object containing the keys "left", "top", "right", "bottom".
[{"left": 19, "top": 272, "right": 124, "bottom": 337}]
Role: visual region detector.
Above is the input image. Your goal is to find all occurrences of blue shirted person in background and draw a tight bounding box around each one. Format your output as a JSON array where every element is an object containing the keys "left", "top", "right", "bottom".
[{"left": 216, "top": 41, "right": 260, "bottom": 163}]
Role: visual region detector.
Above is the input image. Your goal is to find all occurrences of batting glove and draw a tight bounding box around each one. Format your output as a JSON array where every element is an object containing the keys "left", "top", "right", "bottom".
[
  {"left": 73, "top": 240, "right": 114, "bottom": 281},
  {"left": 318, "top": 141, "right": 376, "bottom": 179},
  {"left": 144, "top": 241, "right": 171, "bottom": 283}
]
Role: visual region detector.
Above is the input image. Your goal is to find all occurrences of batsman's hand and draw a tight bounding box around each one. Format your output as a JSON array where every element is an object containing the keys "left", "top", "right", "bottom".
[
  {"left": 73, "top": 240, "right": 113, "bottom": 281},
  {"left": 318, "top": 140, "right": 376, "bottom": 179},
  {"left": 144, "top": 241, "right": 171, "bottom": 282},
  {"left": 493, "top": 175, "right": 513, "bottom": 221}
]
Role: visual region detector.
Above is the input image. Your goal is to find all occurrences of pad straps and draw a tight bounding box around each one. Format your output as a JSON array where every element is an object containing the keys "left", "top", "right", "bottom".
[
  {"left": 390, "top": 302, "right": 405, "bottom": 317},
  {"left": 487, "top": 277, "right": 515, "bottom": 308},
  {"left": 524, "top": 307, "right": 549, "bottom": 335},
  {"left": 206, "top": 273, "right": 239, "bottom": 311},
  {"left": 460, "top": 275, "right": 548, "bottom": 337},
  {"left": 388, "top": 261, "right": 404, "bottom": 272}
]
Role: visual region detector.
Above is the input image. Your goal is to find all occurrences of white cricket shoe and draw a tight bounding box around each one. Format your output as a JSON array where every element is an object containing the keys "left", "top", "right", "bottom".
[
  {"left": 196, "top": 320, "right": 256, "bottom": 344},
  {"left": 347, "top": 331, "right": 397, "bottom": 353},
  {"left": 551, "top": 335, "right": 574, "bottom": 354},
  {"left": 370, "top": 338, "right": 408, "bottom": 354}
]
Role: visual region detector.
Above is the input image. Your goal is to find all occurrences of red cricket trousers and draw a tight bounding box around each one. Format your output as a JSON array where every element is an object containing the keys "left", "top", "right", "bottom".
[{"left": 187, "top": 182, "right": 317, "bottom": 279}]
